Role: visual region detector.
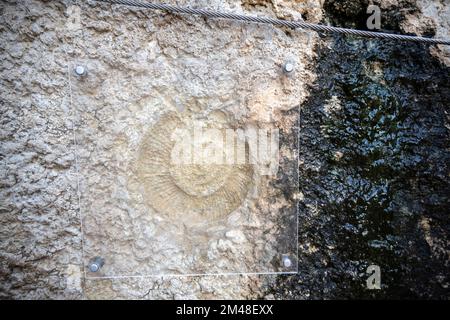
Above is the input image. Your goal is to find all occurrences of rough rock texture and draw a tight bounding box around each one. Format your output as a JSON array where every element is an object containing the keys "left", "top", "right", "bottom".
[
  {"left": 67, "top": 0, "right": 311, "bottom": 296},
  {"left": 402, "top": 0, "right": 450, "bottom": 66},
  {"left": 0, "top": 0, "right": 82, "bottom": 299},
  {"left": 270, "top": 0, "right": 450, "bottom": 299},
  {"left": 0, "top": 0, "right": 448, "bottom": 299}
]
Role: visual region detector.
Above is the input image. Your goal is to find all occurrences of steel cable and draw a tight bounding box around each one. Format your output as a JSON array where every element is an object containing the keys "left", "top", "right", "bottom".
[{"left": 93, "top": 0, "right": 450, "bottom": 45}]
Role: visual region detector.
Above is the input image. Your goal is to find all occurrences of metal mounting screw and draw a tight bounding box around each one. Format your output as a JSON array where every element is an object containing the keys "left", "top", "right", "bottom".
[
  {"left": 282, "top": 255, "right": 292, "bottom": 268},
  {"left": 74, "top": 65, "right": 86, "bottom": 76},
  {"left": 88, "top": 256, "right": 104, "bottom": 272},
  {"left": 283, "top": 62, "right": 294, "bottom": 74}
]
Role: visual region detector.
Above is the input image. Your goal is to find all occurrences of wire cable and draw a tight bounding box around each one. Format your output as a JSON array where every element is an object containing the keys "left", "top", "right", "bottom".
[{"left": 94, "top": 0, "right": 450, "bottom": 45}]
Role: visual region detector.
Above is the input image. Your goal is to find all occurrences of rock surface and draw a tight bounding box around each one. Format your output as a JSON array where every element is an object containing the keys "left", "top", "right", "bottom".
[
  {"left": 271, "top": 0, "right": 450, "bottom": 299},
  {"left": 0, "top": 0, "right": 448, "bottom": 299}
]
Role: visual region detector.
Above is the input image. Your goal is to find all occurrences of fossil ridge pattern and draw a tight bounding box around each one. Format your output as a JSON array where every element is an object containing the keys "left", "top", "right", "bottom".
[{"left": 136, "top": 113, "right": 254, "bottom": 222}]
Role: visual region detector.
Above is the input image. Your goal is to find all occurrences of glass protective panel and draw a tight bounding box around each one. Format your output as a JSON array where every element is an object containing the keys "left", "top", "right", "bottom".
[{"left": 67, "top": 5, "right": 300, "bottom": 278}]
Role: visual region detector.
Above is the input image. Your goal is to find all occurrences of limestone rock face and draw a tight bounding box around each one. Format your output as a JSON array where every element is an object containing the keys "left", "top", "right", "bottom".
[
  {"left": 68, "top": 0, "right": 309, "bottom": 288},
  {"left": 0, "top": 0, "right": 315, "bottom": 299},
  {"left": 402, "top": 0, "right": 450, "bottom": 66}
]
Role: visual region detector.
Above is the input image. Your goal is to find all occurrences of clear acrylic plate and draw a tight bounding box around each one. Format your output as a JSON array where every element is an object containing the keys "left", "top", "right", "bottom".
[{"left": 67, "top": 4, "right": 299, "bottom": 278}]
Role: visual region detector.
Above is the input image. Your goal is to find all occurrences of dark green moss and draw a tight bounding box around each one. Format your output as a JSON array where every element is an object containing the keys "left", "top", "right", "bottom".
[{"left": 267, "top": 3, "right": 449, "bottom": 299}]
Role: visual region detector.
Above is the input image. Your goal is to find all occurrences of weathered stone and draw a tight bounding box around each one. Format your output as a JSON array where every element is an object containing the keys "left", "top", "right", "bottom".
[{"left": 0, "top": 0, "right": 448, "bottom": 300}]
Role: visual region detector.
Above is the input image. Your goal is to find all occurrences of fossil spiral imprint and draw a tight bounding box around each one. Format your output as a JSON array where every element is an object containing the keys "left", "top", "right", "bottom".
[{"left": 136, "top": 112, "right": 253, "bottom": 221}]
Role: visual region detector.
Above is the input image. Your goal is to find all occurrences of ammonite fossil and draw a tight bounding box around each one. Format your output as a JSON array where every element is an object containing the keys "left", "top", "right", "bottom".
[{"left": 135, "top": 112, "right": 253, "bottom": 222}]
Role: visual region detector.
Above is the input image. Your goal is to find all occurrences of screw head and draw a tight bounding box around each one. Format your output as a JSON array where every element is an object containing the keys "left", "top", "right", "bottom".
[
  {"left": 89, "top": 263, "right": 100, "bottom": 272},
  {"left": 74, "top": 65, "right": 86, "bottom": 76},
  {"left": 282, "top": 256, "right": 292, "bottom": 268},
  {"left": 283, "top": 62, "right": 294, "bottom": 73}
]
